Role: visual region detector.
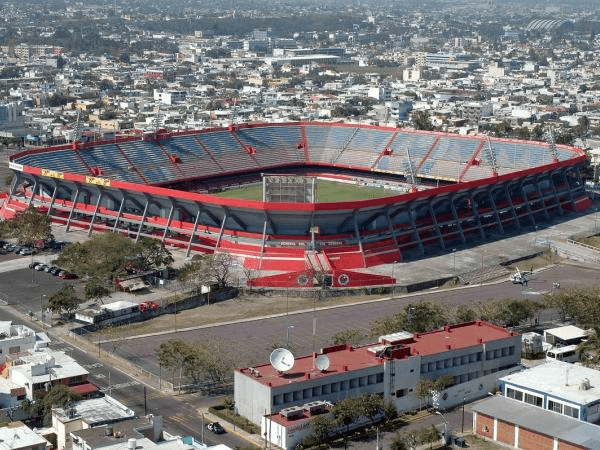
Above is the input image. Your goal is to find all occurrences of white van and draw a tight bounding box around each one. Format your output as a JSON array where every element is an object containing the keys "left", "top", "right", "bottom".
[{"left": 546, "top": 344, "right": 579, "bottom": 363}]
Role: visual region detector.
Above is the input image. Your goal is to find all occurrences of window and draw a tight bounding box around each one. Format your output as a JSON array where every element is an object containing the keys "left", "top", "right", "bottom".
[
  {"left": 359, "top": 377, "right": 367, "bottom": 387},
  {"left": 548, "top": 400, "right": 562, "bottom": 413},
  {"left": 322, "top": 384, "right": 330, "bottom": 394},
  {"left": 428, "top": 362, "right": 435, "bottom": 372},
  {"left": 312, "top": 386, "right": 321, "bottom": 396},
  {"left": 396, "top": 389, "right": 407, "bottom": 397},
  {"left": 331, "top": 382, "right": 339, "bottom": 393},
  {"left": 284, "top": 393, "right": 292, "bottom": 403},
  {"left": 444, "top": 359, "right": 450, "bottom": 368},
  {"left": 293, "top": 391, "right": 301, "bottom": 401},
  {"left": 273, "top": 395, "right": 282, "bottom": 405},
  {"left": 453, "top": 357, "right": 460, "bottom": 366},
  {"left": 340, "top": 380, "right": 348, "bottom": 391},
  {"left": 421, "top": 364, "right": 428, "bottom": 373},
  {"left": 303, "top": 388, "right": 311, "bottom": 399},
  {"left": 564, "top": 405, "right": 579, "bottom": 419},
  {"left": 350, "top": 378, "right": 358, "bottom": 389},
  {"left": 524, "top": 393, "right": 543, "bottom": 408},
  {"left": 476, "top": 352, "right": 483, "bottom": 361},
  {"left": 486, "top": 351, "right": 493, "bottom": 360},
  {"left": 376, "top": 373, "right": 384, "bottom": 383},
  {"left": 506, "top": 388, "right": 523, "bottom": 401},
  {"left": 368, "top": 374, "right": 376, "bottom": 385},
  {"left": 501, "top": 347, "right": 508, "bottom": 357},
  {"left": 509, "top": 346, "right": 515, "bottom": 355},
  {"left": 461, "top": 355, "right": 468, "bottom": 365}
]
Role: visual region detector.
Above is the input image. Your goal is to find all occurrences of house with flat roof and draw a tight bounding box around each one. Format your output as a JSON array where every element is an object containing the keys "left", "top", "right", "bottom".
[
  {"left": 543, "top": 325, "right": 589, "bottom": 347},
  {"left": 51, "top": 396, "right": 135, "bottom": 450},
  {"left": 0, "top": 421, "right": 52, "bottom": 450},
  {"left": 235, "top": 321, "right": 522, "bottom": 426},
  {"left": 498, "top": 360, "right": 600, "bottom": 422},
  {"left": 472, "top": 395, "right": 600, "bottom": 450}
]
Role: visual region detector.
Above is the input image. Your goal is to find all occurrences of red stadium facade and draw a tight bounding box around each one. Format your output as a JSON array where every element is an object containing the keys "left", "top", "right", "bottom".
[{"left": 0, "top": 122, "right": 591, "bottom": 288}]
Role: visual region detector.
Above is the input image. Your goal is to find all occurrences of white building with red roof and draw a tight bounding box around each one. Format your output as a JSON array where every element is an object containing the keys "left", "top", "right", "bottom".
[{"left": 234, "top": 321, "right": 522, "bottom": 431}]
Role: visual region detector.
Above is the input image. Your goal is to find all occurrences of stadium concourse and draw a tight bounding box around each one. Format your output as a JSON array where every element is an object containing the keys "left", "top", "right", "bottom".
[{"left": 0, "top": 122, "right": 591, "bottom": 289}]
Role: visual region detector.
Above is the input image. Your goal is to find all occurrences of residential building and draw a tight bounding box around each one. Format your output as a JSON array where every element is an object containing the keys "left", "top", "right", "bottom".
[
  {"left": 0, "top": 422, "right": 52, "bottom": 450},
  {"left": 499, "top": 360, "right": 600, "bottom": 422},
  {"left": 473, "top": 395, "right": 600, "bottom": 450}
]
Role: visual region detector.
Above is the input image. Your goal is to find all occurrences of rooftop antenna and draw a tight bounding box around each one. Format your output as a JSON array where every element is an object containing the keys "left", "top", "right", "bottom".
[{"left": 270, "top": 348, "right": 294, "bottom": 373}]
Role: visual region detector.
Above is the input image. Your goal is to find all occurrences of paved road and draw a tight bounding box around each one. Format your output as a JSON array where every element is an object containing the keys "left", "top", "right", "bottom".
[{"left": 109, "top": 263, "right": 597, "bottom": 377}]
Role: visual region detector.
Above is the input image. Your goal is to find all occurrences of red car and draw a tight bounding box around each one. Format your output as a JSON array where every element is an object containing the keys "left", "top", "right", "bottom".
[
  {"left": 58, "top": 271, "right": 77, "bottom": 280},
  {"left": 139, "top": 301, "right": 160, "bottom": 312}
]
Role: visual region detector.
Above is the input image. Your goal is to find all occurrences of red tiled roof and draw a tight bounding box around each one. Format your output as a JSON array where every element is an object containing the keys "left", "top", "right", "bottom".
[
  {"left": 69, "top": 383, "right": 99, "bottom": 395},
  {"left": 237, "top": 321, "right": 516, "bottom": 388}
]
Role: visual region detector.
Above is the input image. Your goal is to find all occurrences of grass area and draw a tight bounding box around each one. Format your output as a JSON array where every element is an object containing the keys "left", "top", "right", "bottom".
[
  {"left": 576, "top": 234, "right": 600, "bottom": 248},
  {"left": 214, "top": 180, "right": 398, "bottom": 202}
]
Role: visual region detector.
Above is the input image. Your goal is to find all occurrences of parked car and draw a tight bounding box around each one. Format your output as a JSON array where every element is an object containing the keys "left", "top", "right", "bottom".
[
  {"left": 58, "top": 272, "right": 77, "bottom": 280},
  {"left": 35, "top": 264, "right": 48, "bottom": 272},
  {"left": 29, "top": 261, "right": 41, "bottom": 269},
  {"left": 49, "top": 266, "right": 61, "bottom": 275},
  {"left": 207, "top": 422, "right": 225, "bottom": 434},
  {"left": 19, "top": 247, "right": 37, "bottom": 256}
]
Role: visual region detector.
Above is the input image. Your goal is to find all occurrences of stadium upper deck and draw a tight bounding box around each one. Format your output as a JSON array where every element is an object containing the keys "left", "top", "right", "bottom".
[{"left": 2, "top": 122, "right": 591, "bottom": 288}]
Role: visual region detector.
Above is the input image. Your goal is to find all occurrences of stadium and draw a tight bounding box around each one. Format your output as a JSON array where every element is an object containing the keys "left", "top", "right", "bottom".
[{"left": 0, "top": 122, "right": 591, "bottom": 288}]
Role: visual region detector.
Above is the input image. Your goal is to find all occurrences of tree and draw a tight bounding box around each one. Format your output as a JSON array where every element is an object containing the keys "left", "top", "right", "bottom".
[
  {"left": 332, "top": 397, "right": 360, "bottom": 433},
  {"left": 3, "top": 206, "right": 53, "bottom": 246},
  {"left": 331, "top": 328, "right": 365, "bottom": 346},
  {"left": 370, "top": 302, "right": 448, "bottom": 336},
  {"left": 178, "top": 253, "right": 234, "bottom": 292},
  {"left": 390, "top": 433, "right": 408, "bottom": 450},
  {"left": 84, "top": 277, "right": 112, "bottom": 304},
  {"left": 47, "top": 284, "right": 80, "bottom": 319},
  {"left": 384, "top": 400, "right": 398, "bottom": 422},
  {"left": 576, "top": 326, "right": 600, "bottom": 366},
  {"left": 156, "top": 339, "right": 192, "bottom": 392},
  {"left": 306, "top": 414, "right": 335, "bottom": 447},
  {"left": 411, "top": 111, "right": 433, "bottom": 131},
  {"left": 55, "top": 233, "right": 172, "bottom": 281},
  {"left": 455, "top": 305, "right": 477, "bottom": 323},
  {"left": 32, "top": 384, "right": 81, "bottom": 426},
  {"left": 417, "top": 425, "right": 440, "bottom": 449},
  {"left": 358, "top": 393, "right": 383, "bottom": 425}
]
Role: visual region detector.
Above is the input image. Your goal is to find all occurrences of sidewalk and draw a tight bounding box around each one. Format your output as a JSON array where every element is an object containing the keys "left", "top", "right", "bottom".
[{"left": 199, "top": 408, "right": 265, "bottom": 448}]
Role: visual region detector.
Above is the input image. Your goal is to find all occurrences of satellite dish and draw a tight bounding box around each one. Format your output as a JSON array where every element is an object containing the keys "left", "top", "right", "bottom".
[
  {"left": 315, "top": 354, "right": 330, "bottom": 372},
  {"left": 270, "top": 348, "right": 295, "bottom": 372}
]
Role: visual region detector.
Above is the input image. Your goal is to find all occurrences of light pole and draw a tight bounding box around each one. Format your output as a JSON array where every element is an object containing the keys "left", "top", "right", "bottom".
[
  {"left": 40, "top": 294, "right": 47, "bottom": 328},
  {"left": 286, "top": 325, "right": 294, "bottom": 349},
  {"left": 461, "top": 397, "right": 466, "bottom": 433},
  {"left": 452, "top": 248, "right": 456, "bottom": 273},
  {"left": 435, "top": 411, "right": 449, "bottom": 446}
]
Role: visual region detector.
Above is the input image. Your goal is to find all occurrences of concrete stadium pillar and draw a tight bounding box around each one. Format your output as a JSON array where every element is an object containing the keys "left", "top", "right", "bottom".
[
  {"left": 534, "top": 175, "right": 551, "bottom": 222},
  {"left": 428, "top": 202, "right": 446, "bottom": 250},
  {"left": 353, "top": 212, "right": 366, "bottom": 268},
  {"left": 469, "top": 192, "right": 487, "bottom": 242},
  {"left": 162, "top": 201, "right": 175, "bottom": 242},
  {"left": 112, "top": 194, "right": 126, "bottom": 233},
  {"left": 408, "top": 205, "right": 425, "bottom": 256},
  {"left": 548, "top": 172, "right": 565, "bottom": 217},
  {"left": 385, "top": 209, "right": 402, "bottom": 257},
  {"left": 65, "top": 185, "right": 80, "bottom": 232},
  {"left": 561, "top": 169, "right": 577, "bottom": 211},
  {"left": 486, "top": 188, "right": 504, "bottom": 235},
  {"left": 519, "top": 180, "right": 536, "bottom": 228},
  {"left": 88, "top": 190, "right": 104, "bottom": 237},
  {"left": 27, "top": 177, "right": 38, "bottom": 208},
  {"left": 186, "top": 206, "right": 202, "bottom": 257},
  {"left": 46, "top": 182, "right": 58, "bottom": 218},
  {"left": 504, "top": 184, "right": 521, "bottom": 230},
  {"left": 449, "top": 194, "right": 466, "bottom": 244},
  {"left": 134, "top": 198, "right": 150, "bottom": 243}
]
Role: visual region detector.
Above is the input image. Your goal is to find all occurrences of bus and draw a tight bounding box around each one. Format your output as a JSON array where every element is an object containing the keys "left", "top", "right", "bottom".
[{"left": 546, "top": 344, "right": 579, "bottom": 363}]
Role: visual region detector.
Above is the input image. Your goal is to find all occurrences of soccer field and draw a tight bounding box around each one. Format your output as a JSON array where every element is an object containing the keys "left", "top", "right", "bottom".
[{"left": 214, "top": 180, "right": 398, "bottom": 202}]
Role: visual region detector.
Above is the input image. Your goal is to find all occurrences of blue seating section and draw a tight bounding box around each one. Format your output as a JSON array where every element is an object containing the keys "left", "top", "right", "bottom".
[
  {"left": 15, "top": 126, "right": 581, "bottom": 187},
  {"left": 336, "top": 128, "right": 393, "bottom": 167},
  {"left": 235, "top": 125, "right": 305, "bottom": 167},
  {"left": 195, "top": 131, "right": 256, "bottom": 172},
  {"left": 17, "top": 150, "right": 87, "bottom": 174},
  {"left": 79, "top": 144, "right": 144, "bottom": 183},
  {"left": 304, "top": 126, "right": 356, "bottom": 163}
]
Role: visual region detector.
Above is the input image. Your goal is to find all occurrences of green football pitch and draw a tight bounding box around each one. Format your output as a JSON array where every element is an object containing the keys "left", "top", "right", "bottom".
[{"left": 213, "top": 180, "right": 399, "bottom": 202}]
